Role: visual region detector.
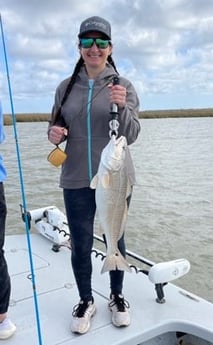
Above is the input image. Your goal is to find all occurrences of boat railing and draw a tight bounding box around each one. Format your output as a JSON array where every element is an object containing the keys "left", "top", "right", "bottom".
[{"left": 21, "top": 205, "right": 191, "bottom": 304}]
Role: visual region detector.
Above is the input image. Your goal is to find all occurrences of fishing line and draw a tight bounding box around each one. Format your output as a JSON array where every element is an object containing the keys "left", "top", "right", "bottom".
[{"left": 0, "top": 14, "right": 43, "bottom": 345}]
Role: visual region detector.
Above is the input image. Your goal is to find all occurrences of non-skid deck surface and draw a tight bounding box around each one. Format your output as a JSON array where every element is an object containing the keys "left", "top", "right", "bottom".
[{"left": 5, "top": 234, "right": 213, "bottom": 345}]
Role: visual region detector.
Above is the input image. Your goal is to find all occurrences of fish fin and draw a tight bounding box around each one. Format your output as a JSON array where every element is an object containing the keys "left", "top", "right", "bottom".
[
  {"left": 101, "top": 173, "right": 111, "bottom": 188},
  {"left": 101, "top": 251, "right": 131, "bottom": 274},
  {"left": 99, "top": 224, "right": 104, "bottom": 235},
  {"left": 126, "top": 179, "right": 132, "bottom": 198},
  {"left": 90, "top": 174, "right": 98, "bottom": 189}
]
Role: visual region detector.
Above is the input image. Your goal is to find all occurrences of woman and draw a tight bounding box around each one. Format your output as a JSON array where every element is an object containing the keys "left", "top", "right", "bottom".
[
  {"left": 0, "top": 101, "right": 16, "bottom": 340},
  {"left": 48, "top": 16, "right": 141, "bottom": 334}
]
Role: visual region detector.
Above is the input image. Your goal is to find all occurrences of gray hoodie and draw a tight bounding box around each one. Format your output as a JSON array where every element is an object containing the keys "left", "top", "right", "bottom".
[{"left": 49, "top": 64, "right": 141, "bottom": 189}]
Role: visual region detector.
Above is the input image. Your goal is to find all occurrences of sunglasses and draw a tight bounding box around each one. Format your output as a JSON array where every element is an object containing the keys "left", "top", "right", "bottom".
[{"left": 79, "top": 37, "right": 111, "bottom": 49}]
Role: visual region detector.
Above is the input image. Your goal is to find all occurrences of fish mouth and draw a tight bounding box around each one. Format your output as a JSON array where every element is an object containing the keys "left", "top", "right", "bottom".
[{"left": 101, "top": 135, "right": 127, "bottom": 170}]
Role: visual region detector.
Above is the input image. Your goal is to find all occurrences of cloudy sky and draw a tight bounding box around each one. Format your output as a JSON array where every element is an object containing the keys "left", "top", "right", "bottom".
[{"left": 0, "top": 0, "right": 212, "bottom": 113}]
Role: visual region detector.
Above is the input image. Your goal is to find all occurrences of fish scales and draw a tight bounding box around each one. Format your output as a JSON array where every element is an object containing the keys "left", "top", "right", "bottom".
[{"left": 90, "top": 136, "right": 132, "bottom": 274}]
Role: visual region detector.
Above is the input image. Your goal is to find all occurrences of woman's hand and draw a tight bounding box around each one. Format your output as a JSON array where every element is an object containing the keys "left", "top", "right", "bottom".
[
  {"left": 48, "top": 126, "right": 68, "bottom": 145},
  {"left": 108, "top": 84, "right": 127, "bottom": 108}
]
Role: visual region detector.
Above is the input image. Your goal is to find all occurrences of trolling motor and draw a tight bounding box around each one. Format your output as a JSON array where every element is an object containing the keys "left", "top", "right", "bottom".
[
  {"left": 148, "top": 258, "right": 191, "bottom": 303},
  {"left": 21, "top": 205, "right": 70, "bottom": 248}
]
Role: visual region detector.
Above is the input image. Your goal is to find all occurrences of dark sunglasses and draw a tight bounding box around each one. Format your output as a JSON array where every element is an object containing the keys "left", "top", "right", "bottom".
[{"left": 79, "top": 37, "right": 111, "bottom": 49}]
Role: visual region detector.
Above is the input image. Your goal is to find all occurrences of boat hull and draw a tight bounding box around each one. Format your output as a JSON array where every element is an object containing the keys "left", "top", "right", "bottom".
[{"left": 5, "top": 234, "right": 213, "bottom": 345}]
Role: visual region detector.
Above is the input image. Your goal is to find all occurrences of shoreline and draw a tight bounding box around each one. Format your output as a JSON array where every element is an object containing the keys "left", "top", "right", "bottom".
[{"left": 3, "top": 108, "right": 213, "bottom": 125}]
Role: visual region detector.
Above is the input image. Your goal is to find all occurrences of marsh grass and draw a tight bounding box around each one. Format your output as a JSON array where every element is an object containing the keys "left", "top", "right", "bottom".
[
  {"left": 3, "top": 108, "right": 213, "bottom": 125},
  {"left": 141, "top": 108, "right": 213, "bottom": 118},
  {"left": 4, "top": 113, "right": 50, "bottom": 125}
]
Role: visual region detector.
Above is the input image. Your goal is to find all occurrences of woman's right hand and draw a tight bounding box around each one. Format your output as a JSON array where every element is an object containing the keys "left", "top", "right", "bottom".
[{"left": 48, "top": 126, "right": 67, "bottom": 145}]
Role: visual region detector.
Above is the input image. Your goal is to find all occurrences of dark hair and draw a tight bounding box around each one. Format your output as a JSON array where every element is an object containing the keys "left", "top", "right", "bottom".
[
  {"left": 51, "top": 54, "right": 119, "bottom": 125},
  {"left": 65, "top": 54, "right": 119, "bottom": 96}
]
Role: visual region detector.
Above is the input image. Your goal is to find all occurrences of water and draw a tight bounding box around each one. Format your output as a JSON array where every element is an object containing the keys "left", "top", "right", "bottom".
[{"left": 1, "top": 117, "right": 213, "bottom": 302}]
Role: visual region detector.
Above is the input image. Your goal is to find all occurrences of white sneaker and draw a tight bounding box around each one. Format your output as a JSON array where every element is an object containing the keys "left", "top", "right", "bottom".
[
  {"left": 71, "top": 298, "right": 96, "bottom": 334},
  {"left": 109, "top": 294, "right": 130, "bottom": 327},
  {"left": 0, "top": 318, "right": 16, "bottom": 340}
]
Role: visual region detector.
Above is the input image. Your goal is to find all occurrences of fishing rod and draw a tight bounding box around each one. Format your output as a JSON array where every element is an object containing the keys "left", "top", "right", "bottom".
[
  {"left": 109, "top": 76, "right": 120, "bottom": 138},
  {"left": 0, "top": 14, "right": 43, "bottom": 345}
]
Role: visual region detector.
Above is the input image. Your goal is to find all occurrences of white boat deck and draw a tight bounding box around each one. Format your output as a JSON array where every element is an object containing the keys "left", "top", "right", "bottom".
[{"left": 5, "top": 234, "right": 213, "bottom": 345}]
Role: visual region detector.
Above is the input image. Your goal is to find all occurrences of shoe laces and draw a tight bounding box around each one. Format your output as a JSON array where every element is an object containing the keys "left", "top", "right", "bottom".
[
  {"left": 109, "top": 295, "right": 130, "bottom": 312},
  {"left": 72, "top": 299, "right": 93, "bottom": 318}
]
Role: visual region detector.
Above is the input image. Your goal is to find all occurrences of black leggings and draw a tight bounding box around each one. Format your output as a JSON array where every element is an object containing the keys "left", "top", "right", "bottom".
[
  {"left": 63, "top": 187, "right": 128, "bottom": 302},
  {"left": 0, "top": 183, "right": 11, "bottom": 314}
]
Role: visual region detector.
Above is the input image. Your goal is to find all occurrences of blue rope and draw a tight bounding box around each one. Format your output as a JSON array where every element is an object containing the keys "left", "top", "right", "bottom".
[{"left": 0, "top": 14, "right": 43, "bottom": 345}]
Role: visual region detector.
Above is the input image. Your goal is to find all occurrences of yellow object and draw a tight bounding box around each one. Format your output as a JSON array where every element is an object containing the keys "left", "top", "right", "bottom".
[{"left": 47, "top": 146, "right": 67, "bottom": 167}]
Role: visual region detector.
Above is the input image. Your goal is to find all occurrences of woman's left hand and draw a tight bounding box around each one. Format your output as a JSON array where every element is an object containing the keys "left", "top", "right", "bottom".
[{"left": 109, "top": 84, "right": 126, "bottom": 108}]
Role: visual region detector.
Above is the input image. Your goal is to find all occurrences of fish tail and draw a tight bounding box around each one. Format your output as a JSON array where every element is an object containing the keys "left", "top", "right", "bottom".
[{"left": 101, "top": 252, "right": 131, "bottom": 274}]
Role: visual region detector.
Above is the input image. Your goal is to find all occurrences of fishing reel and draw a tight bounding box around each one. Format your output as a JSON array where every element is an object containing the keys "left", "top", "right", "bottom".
[{"left": 21, "top": 205, "right": 70, "bottom": 246}]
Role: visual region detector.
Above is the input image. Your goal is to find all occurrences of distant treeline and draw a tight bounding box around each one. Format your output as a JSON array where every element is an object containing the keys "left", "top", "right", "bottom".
[
  {"left": 4, "top": 113, "right": 50, "bottom": 125},
  {"left": 3, "top": 108, "right": 213, "bottom": 125},
  {"left": 140, "top": 108, "right": 213, "bottom": 119}
]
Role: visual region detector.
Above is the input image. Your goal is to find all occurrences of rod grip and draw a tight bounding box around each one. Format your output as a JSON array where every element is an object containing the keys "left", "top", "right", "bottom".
[{"left": 113, "top": 75, "right": 119, "bottom": 85}]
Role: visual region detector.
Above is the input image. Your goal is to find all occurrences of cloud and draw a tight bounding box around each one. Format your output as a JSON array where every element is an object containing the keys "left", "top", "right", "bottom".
[{"left": 0, "top": 0, "right": 212, "bottom": 112}]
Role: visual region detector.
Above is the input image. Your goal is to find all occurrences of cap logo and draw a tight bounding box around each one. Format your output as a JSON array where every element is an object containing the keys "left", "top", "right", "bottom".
[{"left": 84, "top": 20, "right": 107, "bottom": 31}]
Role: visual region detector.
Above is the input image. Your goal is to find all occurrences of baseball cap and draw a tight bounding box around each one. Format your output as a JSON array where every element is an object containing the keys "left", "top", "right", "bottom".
[{"left": 78, "top": 16, "right": 111, "bottom": 40}]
